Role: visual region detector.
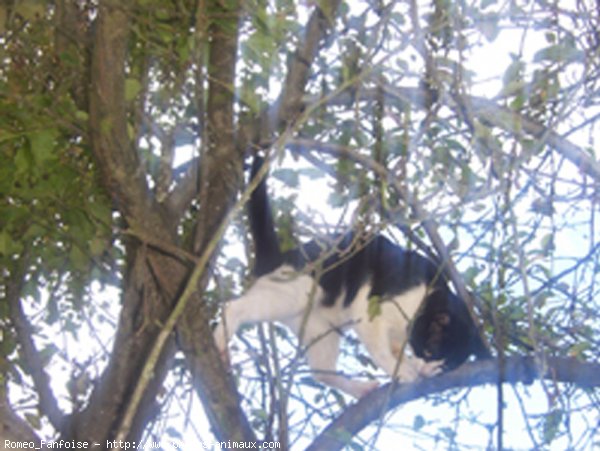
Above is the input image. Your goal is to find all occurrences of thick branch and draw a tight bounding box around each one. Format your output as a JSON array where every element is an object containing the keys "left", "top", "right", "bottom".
[
  {"left": 0, "top": 389, "right": 42, "bottom": 444},
  {"left": 314, "top": 85, "right": 600, "bottom": 183},
  {"left": 5, "top": 254, "right": 65, "bottom": 432},
  {"left": 176, "top": 2, "right": 342, "bottom": 214},
  {"left": 175, "top": 0, "right": 256, "bottom": 443},
  {"left": 466, "top": 94, "right": 600, "bottom": 182},
  {"left": 89, "top": 2, "right": 166, "bottom": 234},
  {"left": 193, "top": 0, "right": 243, "bottom": 252},
  {"left": 269, "top": 0, "right": 341, "bottom": 129},
  {"left": 162, "top": 151, "right": 277, "bottom": 444},
  {"left": 72, "top": 246, "right": 181, "bottom": 443},
  {"left": 307, "top": 357, "right": 600, "bottom": 451},
  {"left": 54, "top": 0, "right": 89, "bottom": 112},
  {"left": 10, "top": 299, "right": 65, "bottom": 432},
  {"left": 72, "top": 4, "right": 181, "bottom": 445}
]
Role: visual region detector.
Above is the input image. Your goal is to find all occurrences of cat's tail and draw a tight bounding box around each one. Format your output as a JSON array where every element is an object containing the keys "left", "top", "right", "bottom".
[{"left": 248, "top": 155, "right": 283, "bottom": 277}]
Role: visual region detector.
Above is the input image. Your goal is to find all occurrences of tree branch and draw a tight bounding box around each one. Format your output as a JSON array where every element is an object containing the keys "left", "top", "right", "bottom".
[
  {"left": 269, "top": 0, "right": 341, "bottom": 130},
  {"left": 466, "top": 94, "right": 600, "bottom": 182},
  {"left": 54, "top": 0, "right": 90, "bottom": 112},
  {"left": 316, "top": 85, "right": 600, "bottom": 183},
  {"left": 6, "top": 253, "right": 65, "bottom": 432},
  {"left": 0, "top": 388, "right": 42, "bottom": 444},
  {"left": 306, "top": 356, "right": 600, "bottom": 451},
  {"left": 113, "top": 142, "right": 281, "bottom": 445},
  {"left": 192, "top": 0, "right": 243, "bottom": 252},
  {"left": 166, "top": 156, "right": 200, "bottom": 218},
  {"left": 77, "top": 4, "right": 186, "bottom": 443},
  {"left": 173, "top": 0, "right": 343, "bottom": 232},
  {"left": 9, "top": 299, "right": 65, "bottom": 432},
  {"left": 177, "top": 4, "right": 345, "bottom": 442},
  {"left": 88, "top": 2, "right": 167, "bottom": 234},
  {"left": 173, "top": 0, "right": 257, "bottom": 443}
]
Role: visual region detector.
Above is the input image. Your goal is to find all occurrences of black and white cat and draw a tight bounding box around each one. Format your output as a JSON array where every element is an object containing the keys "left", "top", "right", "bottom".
[{"left": 214, "top": 156, "right": 490, "bottom": 398}]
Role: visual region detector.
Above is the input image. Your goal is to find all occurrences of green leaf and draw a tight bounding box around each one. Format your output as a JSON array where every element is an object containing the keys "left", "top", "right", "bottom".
[
  {"left": 543, "top": 409, "right": 563, "bottom": 444},
  {"left": 499, "top": 80, "right": 526, "bottom": 98},
  {"left": 14, "top": 0, "right": 46, "bottom": 22},
  {"left": 439, "top": 426, "right": 456, "bottom": 439},
  {"left": 568, "top": 342, "right": 589, "bottom": 358},
  {"left": 69, "top": 245, "right": 89, "bottom": 269},
  {"left": 25, "top": 413, "right": 42, "bottom": 430},
  {"left": 390, "top": 12, "right": 406, "bottom": 25},
  {"left": 510, "top": 94, "right": 526, "bottom": 110},
  {"left": 545, "top": 32, "right": 556, "bottom": 43},
  {"left": 75, "top": 110, "right": 89, "bottom": 122},
  {"left": 272, "top": 168, "right": 299, "bottom": 188},
  {"left": 367, "top": 295, "right": 382, "bottom": 321},
  {"left": 23, "top": 223, "right": 46, "bottom": 240},
  {"left": 533, "top": 44, "right": 583, "bottom": 64},
  {"left": 239, "top": 83, "right": 262, "bottom": 113},
  {"left": 29, "top": 129, "right": 57, "bottom": 165},
  {"left": 0, "top": 230, "right": 9, "bottom": 255},
  {"left": 502, "top": 59, "right": 524, "bottom": 88},
  {"left": 166, "top": 426, "right": 183, "bottom": 439},
  {"left": 24, "top": 282, "right": 41, "bottom": 303},
  {"left": 446, "top": 138, "right": 466, "bottom": 153},
  {"left": 464, "top": 266, "right": 480, "bottom": 285},
  {"left": 477, "top": 15, "right": 500, "bottom": 42},
  {"left": 251, "top": 408, "right": 269, "bottom": 421},
  {"left": 327, "top": 191, "right": 346, "bottom": 208},
  {"left": 125, "top": 78, "right": 142, "bottom": 101},
  {"left": 298, "top": 167, "right": 323, "bottom": 180},
  {"left": 89, "top": 237, "right": 107, "bottom": 257},
  {"left": 39, "top": 343, "right": 59, "bottom": 365},
  {"left": 540, "top": 233, "right": 555, "bottom": 255},
  {"left": 0, "top": 230, "right": 22, "bottom": 256},
  {"left": 88, "top": 198, "right": 112, "bottom": 226},
  {"left": 413, "top": 414, "right": 425, "bottom": 430}
]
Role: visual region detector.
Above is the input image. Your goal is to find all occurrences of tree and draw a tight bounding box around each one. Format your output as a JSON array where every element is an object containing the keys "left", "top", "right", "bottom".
[{"left": 0, "top": 0, "right": 599, "bottom": 449}]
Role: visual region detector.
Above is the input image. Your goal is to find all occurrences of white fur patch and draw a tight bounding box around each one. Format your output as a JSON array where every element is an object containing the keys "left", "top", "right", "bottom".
[
  {"left": 214, "top": 265, "right": 318, "bottom": 353},
  {"left": 214, "top": 267, "right": 443, "bottom": 398}
]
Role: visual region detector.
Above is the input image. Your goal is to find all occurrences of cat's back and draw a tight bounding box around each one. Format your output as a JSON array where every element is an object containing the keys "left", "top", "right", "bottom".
[{"left": 280, "top": 233, "right": 442, "bottom": 306}]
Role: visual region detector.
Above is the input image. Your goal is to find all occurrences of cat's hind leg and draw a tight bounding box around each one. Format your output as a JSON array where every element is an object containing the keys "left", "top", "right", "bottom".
[{"left": 214, "top": 267, "right": 317, "bottom": 359}]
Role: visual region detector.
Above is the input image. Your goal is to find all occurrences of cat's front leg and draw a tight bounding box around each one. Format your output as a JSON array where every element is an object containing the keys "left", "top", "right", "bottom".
[{"left": 396, "top": 355, "right": 444, "bottom": 382}]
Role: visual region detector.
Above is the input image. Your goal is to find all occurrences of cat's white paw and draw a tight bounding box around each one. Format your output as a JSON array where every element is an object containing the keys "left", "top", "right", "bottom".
[
  {"left": 396, "top": 357, "right": 445, "bottom": 383},
  {"left": 418, "top": 359, "right": 444, "bottom": 377},
  {"left": 397, "top": 361, "right": 420, "bottom": 382}
]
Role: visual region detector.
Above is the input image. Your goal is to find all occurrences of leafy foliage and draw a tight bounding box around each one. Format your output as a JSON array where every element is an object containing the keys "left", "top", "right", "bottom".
[{"left": 0, "top": 0, "right": 599, "bottom": 449}]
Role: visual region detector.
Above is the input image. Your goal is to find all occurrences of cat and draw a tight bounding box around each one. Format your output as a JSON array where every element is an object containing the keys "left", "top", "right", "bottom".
[{"left": 213, "top": 155, "right": 490, "bottom": 398}]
